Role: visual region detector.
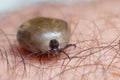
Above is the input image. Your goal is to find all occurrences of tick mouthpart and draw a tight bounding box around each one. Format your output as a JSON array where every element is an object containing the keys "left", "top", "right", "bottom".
[{"left": 52, "top": 48, "right": 58, "bottom": 54}]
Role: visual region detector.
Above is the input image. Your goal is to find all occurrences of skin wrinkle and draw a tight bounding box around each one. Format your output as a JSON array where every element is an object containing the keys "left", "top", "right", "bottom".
[{"left": 0, "top": 0, "right": 120, "bottom": 80}]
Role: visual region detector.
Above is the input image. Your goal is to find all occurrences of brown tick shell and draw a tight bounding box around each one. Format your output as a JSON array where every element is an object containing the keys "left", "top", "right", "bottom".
[{"left": 17, "top": 17, "right": 70, "bottom": 52}]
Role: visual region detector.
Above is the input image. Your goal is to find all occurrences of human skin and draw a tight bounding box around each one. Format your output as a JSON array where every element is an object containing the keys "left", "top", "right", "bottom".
[{"left": 0, "top": 0, "right": 120, "bottom": 80}]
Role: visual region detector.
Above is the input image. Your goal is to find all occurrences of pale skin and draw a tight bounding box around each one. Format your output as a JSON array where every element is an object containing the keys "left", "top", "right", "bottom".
[{"left": 0, "top": 0, "right": 120, "bottom": 80}]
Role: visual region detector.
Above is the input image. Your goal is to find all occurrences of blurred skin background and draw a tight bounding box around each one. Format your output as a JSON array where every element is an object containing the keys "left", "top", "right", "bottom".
[
  {"left": 0, "top": 0, "right": 120, "bottom": 80},
  {"left": 0, "top": 0, "right": 93, "bottom": 17}
]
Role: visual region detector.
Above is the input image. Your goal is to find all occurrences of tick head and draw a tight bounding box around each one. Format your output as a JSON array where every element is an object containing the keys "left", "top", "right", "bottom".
[{"left": 49, "top": 39, "right": 59, "bottom": 54}]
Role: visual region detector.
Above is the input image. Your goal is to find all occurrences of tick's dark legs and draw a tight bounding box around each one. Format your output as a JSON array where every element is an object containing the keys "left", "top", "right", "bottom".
[
  {"left": 61, "top": 51, "right": 71, "bottom": 60},
  {"left": 39, "top": 54, "right": 44, "bottom": 64},
  {"left": 62, "top": 44, "right": 76, "bottom": 50},
  {"left": 26, "top": 50, "right": 42, "bottom": 58},
  {"left": 38, "top": 43, "right": 76, "bottom": 63},
  {"left": 47, "top": 52, "right": 51, "bottom": 60},
  {"left": 53, "top": 53, "right": 60, "bottom": 60},
  {"left": 39, "top": 52, "right": 51, "bottom": 64},
  {"left": 59, "top": 44, "right": 76, "bottom": 60}
]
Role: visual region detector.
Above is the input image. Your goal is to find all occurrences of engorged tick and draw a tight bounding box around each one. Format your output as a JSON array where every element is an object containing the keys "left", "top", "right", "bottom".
[{"left": 17, "top": 17, "right": 76, "bottom": 61}]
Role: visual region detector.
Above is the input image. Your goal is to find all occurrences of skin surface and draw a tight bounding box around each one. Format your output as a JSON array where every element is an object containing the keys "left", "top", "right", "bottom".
[{"left": 0, "top": 0, "right": 120, "bottom": 80}]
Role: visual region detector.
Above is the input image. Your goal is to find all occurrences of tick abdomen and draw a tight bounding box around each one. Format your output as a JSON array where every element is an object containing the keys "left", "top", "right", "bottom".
[{"left": 17, "top": 17, "right": 70, "bottom": 52}]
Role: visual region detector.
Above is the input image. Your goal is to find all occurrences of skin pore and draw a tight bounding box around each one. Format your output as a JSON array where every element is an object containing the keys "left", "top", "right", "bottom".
[{"left": 0, "top": 0, "right": 120, "bottom": 80}]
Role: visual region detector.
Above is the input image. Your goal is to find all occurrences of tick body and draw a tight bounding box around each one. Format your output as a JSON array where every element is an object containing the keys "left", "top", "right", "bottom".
[{"left": 17, "top": 17, "right": 76, "bottom": 60}]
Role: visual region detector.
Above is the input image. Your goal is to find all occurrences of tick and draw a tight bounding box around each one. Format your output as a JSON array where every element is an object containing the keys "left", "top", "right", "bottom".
[{"left": 17, "top": 17, "right": 76, "bottom": 61}]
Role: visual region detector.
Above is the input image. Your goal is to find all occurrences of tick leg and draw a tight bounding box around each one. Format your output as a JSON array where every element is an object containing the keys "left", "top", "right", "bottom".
[
  {"left": 26, "top": 50, "right": 42, "bottom": 58},
  {"left": 63, "top": 44, "right": 76, "bottom": 50},
  {"left": 39, "top": 54, "right": 44, "bottom": 64},
  {"left": 47, "top": 53, "right": 51, "bottom": 61},
  {"left": 62, "top": 51, "right": 71, "bottom": 60},
  {"left": 54, "top": 54, "right": 60, "bottom": 60}
]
